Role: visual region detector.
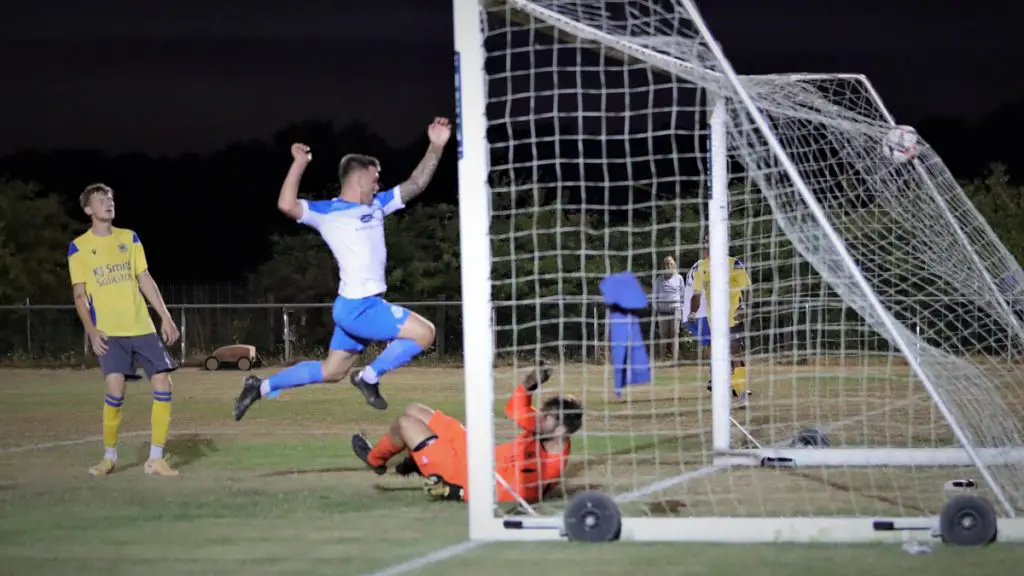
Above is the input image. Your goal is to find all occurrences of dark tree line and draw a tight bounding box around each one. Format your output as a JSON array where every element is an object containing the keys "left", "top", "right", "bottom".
[{"left": 1, "top": 113, "right": 1023, "bottom": 363}]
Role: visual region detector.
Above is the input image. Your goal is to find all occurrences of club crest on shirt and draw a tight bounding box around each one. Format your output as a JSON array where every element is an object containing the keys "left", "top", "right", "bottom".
[
  {"left": 360, "top": 214, "right": 373, "bottom": 223},
  {"left": 391, "top": 305, "right": 404, "bottom": 319},
  {"left": 118, "top": 243, "right": 128, "bottom": 253}
]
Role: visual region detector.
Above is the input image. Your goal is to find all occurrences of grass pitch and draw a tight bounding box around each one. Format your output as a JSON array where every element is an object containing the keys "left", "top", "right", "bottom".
[{"left": 0, "top": 366, "right": 1020, "bottom": 575}]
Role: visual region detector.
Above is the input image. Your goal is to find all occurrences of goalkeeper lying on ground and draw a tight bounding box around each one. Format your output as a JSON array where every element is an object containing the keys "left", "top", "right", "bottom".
[{"left": 352, "top": 362, "right": 583, "bottom": 503}]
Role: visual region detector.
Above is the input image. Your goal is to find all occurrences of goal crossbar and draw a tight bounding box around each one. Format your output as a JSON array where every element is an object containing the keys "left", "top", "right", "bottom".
[{"left": 453, "top": 0, "right": 1024, "bottom": 543}]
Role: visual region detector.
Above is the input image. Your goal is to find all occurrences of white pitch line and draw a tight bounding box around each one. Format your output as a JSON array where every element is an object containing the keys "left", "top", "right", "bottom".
[
  {"left": 0, "top": 431, "right": 150, "bottom": 454},
  {"left": 1, "top": 392, "right": 918, "bottom": 576},
  {"left": 0, "top": 424, "right": 491, "bottom": 576},
  {"left": 0, "top": 427, "right": 360, "bottom": 455},
  {"left": 361, "top": 395, "right": 921, "bottom": 576},
  {"left": 361, "top": 540, "right": 486, "bottom": 576}
]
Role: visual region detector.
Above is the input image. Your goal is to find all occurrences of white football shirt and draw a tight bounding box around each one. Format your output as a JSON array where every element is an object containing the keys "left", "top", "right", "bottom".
[
  {"left": 684, "top": 261, "right": 708, "bottom": 318},
  {"left": 297, "top": 186, "right": 404, "bottom": 299},
  {"left": 653, "top": 272, "right": 685, "bottom": 314}
]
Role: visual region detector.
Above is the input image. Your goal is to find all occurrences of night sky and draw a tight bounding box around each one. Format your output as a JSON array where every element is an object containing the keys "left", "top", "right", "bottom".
[
  {"left": 0, "top": 0, "right": 454, "bottom": 155},
  {"left": 2, "top": 0, "right": 1021, "bottom": 156},
  {"left": 1, "top": 0, "right": 1022, "bottom": 290}
]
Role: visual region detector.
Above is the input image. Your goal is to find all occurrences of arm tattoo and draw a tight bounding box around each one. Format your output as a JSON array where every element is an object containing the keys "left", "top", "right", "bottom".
[{"left": 400, "top": 145, "right": 444, "bottom": 203}]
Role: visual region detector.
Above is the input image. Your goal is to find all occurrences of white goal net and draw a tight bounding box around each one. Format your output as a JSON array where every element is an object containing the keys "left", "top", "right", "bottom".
[{"left": 453, "top": 0, "right": 1024, "bottom": 542}]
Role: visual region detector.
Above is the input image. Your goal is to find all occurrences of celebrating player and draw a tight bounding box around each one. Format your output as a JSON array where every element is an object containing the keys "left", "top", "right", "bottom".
[
  {"left": 351, "top": 363, "right": 583, "bottom": 504},
  {"left": 233, "top": 118, "right": 451, "bottom": 421},
  {"left": 68, "top": 183, "right": 181, "bottom": 477},
  {"left": 687, "top": 240, "right": 753, "bottom": 407}
]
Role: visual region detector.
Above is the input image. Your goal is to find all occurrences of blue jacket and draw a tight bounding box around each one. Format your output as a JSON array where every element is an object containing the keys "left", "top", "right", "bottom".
[{"left": 599, "top": 272, "right": 652, "bottom": 397}]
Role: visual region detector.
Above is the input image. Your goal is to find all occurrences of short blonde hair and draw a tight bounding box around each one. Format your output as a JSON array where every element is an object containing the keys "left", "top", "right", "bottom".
[{"left": 79, "top": 183, "right": 113, "bottom": 209}]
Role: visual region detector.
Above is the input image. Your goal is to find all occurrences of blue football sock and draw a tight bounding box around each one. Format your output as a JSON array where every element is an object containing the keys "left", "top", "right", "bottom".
[
  {"left": 365, "top": 339, "right": 424, "bottom": 383},
  {"left": 264, "top": 361, "right": 323, "bottom": 399}
]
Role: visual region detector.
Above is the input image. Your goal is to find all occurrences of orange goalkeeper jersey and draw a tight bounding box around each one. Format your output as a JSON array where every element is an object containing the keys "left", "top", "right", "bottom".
[{"left": 494, "top": 384, "right": 571, "bottom": 503}]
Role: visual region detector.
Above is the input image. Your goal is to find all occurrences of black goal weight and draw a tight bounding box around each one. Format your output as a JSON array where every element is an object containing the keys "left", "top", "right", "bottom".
[
  {"left": 563, "top": 491, "right": 622, "bottom": 543},
  {"left": 939, "top": 494, "right": 998, "bottom": 547},
  {"left": 760, "top": 456, "right": 796, "bottom": 469}
]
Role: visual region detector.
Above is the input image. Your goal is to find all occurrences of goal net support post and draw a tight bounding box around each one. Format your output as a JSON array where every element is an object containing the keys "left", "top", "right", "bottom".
[
  {"left": 453, "top": 0, "right": 499, "bottom": 540},
  {"left": 706, "top": 93, "right": 1024, "bottom": 478},
  {"left": 707, "top": 97, "right": 734, "bottom": 458},
  {"left": 453, "top": 0, "right": 1024, "bottom": 543}
]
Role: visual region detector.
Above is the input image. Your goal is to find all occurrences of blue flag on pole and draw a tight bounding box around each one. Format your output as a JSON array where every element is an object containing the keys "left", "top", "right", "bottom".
[{"left": 599, "top": 272, "right": 652, "bottom": 398}]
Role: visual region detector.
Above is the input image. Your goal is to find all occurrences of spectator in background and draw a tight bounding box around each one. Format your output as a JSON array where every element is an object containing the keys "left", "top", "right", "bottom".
[{"left": 652, "top": 255, "right": 685, "bottom": 359}]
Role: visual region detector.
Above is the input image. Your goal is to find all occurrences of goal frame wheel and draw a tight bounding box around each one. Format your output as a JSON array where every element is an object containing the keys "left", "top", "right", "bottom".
[
  {"left": 939, "top": 494, "right": 998, "bottom": 546},
  {"left": 562, "top": 491, "right": 622, "bottom": 543},
  {"left": 203, "top": 356, "right": 219, "bottom": 371},
  {"left": 450, "top": 0, "right": 1024, "bottom": 544},
  {"left": 236, "top": 356, "right": 252, "bottom": 371}
]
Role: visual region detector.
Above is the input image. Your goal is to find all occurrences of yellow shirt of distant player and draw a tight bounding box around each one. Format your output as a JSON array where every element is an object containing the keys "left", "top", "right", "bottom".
[
  {"left": 692, "top": 257, "right": 752, "bottom": 328},
  {"left": 67, "top": 227, "right": 156, "bottom": 337}
]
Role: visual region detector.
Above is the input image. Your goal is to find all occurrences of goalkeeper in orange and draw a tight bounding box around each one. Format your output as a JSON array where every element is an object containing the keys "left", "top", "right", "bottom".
[
  {"left": 688, "top": 239, "right": 753, "bottom": 407},
  {"left": 351, "top": 362, "right": 582, "bottom": 503}
]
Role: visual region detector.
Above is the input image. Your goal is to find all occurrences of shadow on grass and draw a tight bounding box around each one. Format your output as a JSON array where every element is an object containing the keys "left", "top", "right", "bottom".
[
  {"left": 372, "top": 483, "right": 422, "bottom": 492},
  {"left": 644, "top": 499, "right": 688, "bottom": 514},
  {"left": 558, "top": 483, "right": 608, "bottom": 498},
  {"left": 562, "top": 435, "right": 706, "bottom": 480},
  {"left": 561, "top": 422, "right": 928, "bottom": 516},
  {"left": 255, "top": 465, "right": 366, "bottom": 478},
  {"left": 128, "top": 434, "right": 220, "bottom": 471},
  {"left": 787, "top": 469, "right": 932, "bottom": 515}
]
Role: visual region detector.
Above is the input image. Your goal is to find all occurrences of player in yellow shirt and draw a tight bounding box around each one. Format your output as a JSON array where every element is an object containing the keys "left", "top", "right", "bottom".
[
  {"left": 687, "top": 242, "right": 753, "bottom": 407},
  {"left": 67, "top": 183, "right": 181, "bottom": 477}
]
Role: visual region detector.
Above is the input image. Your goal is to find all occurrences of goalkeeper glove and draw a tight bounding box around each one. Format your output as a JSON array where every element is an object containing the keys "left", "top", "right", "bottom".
[
  {"left": 424, "top": 474, "right": 465, "bottom": 502},
  {"left": 523, "top": 360, "right": 552, "bottom": 392}
]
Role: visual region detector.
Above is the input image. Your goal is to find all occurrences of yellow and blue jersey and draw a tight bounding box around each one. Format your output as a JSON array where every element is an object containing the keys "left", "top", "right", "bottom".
[
  {"left": 691, "top": 256, "right": 752, "bottom": 328},
  {"left": 67, "top": 227, "right": 155, "bottom": 337}
]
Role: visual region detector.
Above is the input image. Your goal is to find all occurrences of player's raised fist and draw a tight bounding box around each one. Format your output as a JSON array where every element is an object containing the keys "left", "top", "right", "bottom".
[
  {"left": 523, "top": 360, "right": 552, "bottom": 392},
  {"left": 427, "top": 117, "right": 452, "bottom": 146},
  {"left": 291, "top": 143, "right": 312, "bottom": 164}
]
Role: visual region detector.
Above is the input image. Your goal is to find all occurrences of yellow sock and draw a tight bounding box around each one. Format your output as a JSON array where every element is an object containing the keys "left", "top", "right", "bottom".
[
  {"left": 731, "top": 366, "right": 747, "bottom": 397},
  {"left": 102, "top": 394, "right": 123, "bottom": 453},
  {"left": 150, "top": 390, "right": 172, "bottom": 458}
]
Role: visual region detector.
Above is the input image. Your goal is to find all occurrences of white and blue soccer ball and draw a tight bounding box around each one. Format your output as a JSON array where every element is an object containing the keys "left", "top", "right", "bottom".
[{"left": 882, "top": 125, "right": 919, "bottom": 163}]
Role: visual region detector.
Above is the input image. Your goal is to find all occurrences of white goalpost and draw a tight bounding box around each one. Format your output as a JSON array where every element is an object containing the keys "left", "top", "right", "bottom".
[{"left": 453, "top": 0, "right": 1024, "bottom": 543}]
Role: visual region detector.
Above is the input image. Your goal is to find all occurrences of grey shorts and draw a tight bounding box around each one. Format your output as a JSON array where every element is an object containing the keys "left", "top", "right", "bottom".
[{"left": 99, "top": 333, "right": 178, "bottom": 380}]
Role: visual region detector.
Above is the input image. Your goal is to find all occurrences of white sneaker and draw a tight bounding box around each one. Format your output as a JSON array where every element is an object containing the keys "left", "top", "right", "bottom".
[{"left": 736, "top": 390, "right": 752, "bottom": 409}]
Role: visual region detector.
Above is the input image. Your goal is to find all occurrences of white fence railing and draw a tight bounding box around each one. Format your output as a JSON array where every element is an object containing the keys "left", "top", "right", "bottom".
[
  {"left": 0, "top": 295, "right": 993, "bottom": 365},
  {"left": 0, "top": 300, "right": 606, "bottom": 364}
]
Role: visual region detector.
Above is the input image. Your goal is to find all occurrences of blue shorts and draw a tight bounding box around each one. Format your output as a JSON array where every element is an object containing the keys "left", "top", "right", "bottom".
[
  {"left": 99, "top": 333, "right": 178, "bottom": 380},
  {"left": 683, "top": 318, "right": 744, "bottom": 347},
  {"left": 330, "top": 295, "right": 411, "bottom": 352}
]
